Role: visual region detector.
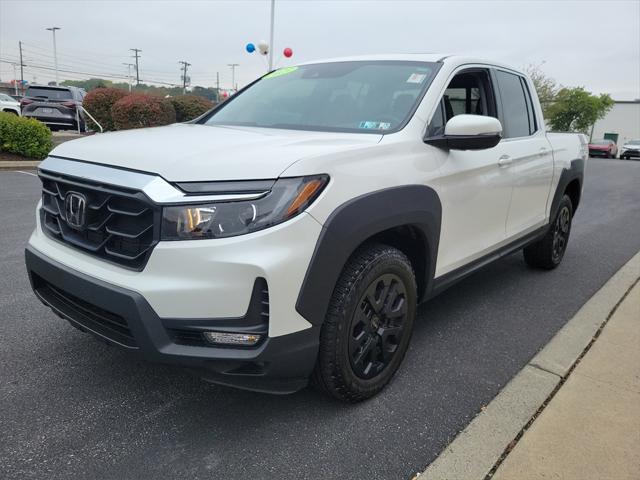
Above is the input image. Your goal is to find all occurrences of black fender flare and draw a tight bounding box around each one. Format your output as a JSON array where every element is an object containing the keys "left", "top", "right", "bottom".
[
  {"left": 550, "top": 158, "right": 585, "bottom": 216},
  {"left": 296, "top": 185, "right": 442, "bottom": 326}
]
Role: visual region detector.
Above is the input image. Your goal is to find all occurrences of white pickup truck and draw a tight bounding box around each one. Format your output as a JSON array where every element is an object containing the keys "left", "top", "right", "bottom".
[{"left": 26, "top": 55, "right": 587, "bottom": 401}]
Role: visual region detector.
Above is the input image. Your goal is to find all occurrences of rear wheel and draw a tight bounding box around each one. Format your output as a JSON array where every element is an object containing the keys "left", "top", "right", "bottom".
[
  {"left": 312, "top": 244, "right": 417, "bottom": 402},
  {"left": 523, "top": 195, "right": 573, "bottom": 269}
]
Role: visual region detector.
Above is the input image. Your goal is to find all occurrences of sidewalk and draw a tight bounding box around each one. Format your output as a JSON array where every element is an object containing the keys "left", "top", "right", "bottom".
[
  {"left": 0, "top": 160, "right": 39, "bottom": 170},
  {"left": 491, "top": 280, "right": 640, "bottom": 479},
  {"left": 419, "top": 252, "right": 640, "bottom": 480}
]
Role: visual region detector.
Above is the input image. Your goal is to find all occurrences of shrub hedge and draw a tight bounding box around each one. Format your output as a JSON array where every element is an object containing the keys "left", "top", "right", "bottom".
[
  {"left": 0, "top": 112, "right": 53, "bottom": 159},
  {"left": 170, "top": 95, "right": 214, "bottom": 122},
  {"left": 111, "top": 94, "right": 176, "bottom": 130},
  {"left": 83, "top": 87, "right": 128, "bottom": 131}
]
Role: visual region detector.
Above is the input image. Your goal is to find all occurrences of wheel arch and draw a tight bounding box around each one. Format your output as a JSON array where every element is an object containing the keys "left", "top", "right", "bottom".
[
  {"left": 550, "top": 158, "right": 585, "bottom": 218},
  {"left": 296, "top": 185, "right": 441, "bottom": 326}
]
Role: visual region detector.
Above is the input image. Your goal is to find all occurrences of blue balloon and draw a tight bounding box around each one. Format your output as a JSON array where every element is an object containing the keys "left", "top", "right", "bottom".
[{"left": 246, "top": 43, "right": 255, "bottom": 53}]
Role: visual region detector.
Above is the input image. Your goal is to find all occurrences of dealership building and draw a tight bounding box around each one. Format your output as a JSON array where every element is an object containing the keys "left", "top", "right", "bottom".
[{"left": 591, "top": 100, "right": 640, "bottom": 146}]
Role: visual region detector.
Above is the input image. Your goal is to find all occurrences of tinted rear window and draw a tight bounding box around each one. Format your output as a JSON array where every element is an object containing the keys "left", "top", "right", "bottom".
[
  {"left": 26, "top": 87, "right": 73, "bottom": 100},
  {"left": 495, "top": 70, "right": 530, "bottom": 138}
]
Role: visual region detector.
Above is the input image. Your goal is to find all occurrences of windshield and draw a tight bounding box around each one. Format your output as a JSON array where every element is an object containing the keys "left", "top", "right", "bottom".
[
  {"left": 627, "top": 139, "right": 640, "bottom": 145},
  {"left": 592, "top": 140, "right": 612, "bottom": 145},
  {"left": 201, "top": 61, "right": 439, "bottom": 133},
  {"left": 26, "top": 87, "right": 73, "bottom": 100}
]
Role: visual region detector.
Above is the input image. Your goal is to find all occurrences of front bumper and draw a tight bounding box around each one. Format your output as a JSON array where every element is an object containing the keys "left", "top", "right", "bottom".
[{"left": 26, "top": 246, "right": 320, "bottom": 393}]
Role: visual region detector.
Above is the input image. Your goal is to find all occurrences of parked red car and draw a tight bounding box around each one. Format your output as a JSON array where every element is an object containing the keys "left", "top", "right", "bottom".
[{"left": 588, "top": 139, "right": 618, "bottom": 158}]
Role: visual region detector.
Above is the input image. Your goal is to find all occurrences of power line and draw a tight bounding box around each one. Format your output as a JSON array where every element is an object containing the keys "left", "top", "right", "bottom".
[{"left": 0, "top": 59, "right": 180, "bottom": 87}]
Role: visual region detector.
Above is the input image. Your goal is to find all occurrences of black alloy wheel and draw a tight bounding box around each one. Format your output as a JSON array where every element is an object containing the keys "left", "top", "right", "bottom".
[
  {"left": 348, "top": 273, "right": 408, "bottom": 379},
  {"left": 551, "top": 205, "right": 571, "bottom": 263}
]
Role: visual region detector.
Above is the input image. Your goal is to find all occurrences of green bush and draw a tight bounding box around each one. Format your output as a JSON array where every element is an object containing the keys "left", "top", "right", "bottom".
[
  {"left": 169, "top": 95, "right": 214, "bottom": 122},
  {"left": 0, "top": 112, "right": 53, "bottom": 159},
  {"left": 82, "top": 87, "right": 128, "bottom": 131},
  {"left": 111, "top": 94, "right": 176, "bottom": 130}
]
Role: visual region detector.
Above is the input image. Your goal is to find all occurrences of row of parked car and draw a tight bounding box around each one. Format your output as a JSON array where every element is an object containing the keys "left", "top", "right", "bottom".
[
  {"left": 588, "top": 138, "right": 640, "bottom": 160},
  {"left": 0, "top": 85, "right": 87, "bottom": 131}
]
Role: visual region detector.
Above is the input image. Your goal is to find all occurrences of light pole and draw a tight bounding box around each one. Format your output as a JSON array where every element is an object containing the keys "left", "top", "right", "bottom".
[
  {"left": 12, "top": 63, "right": 18, "bottom": 95},
  {"left": 122, "top": 63, "right": 134, "bottom": 92},
  {"left": 46, "top": 27, "right": 61, "bottom": 85},
  {"left": 268, "top": 0, "right": 275, "bottom": 71},
  {"left": 228, "top": 63, "right": 239, "bottom": 92}
]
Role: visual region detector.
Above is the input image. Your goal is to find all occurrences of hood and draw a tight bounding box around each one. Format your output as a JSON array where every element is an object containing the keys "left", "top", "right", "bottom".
[
  {"left": 50, "top": 123, "right": 382, "bottom": 181},
  {"left": 623, "top": 143, "right": 639, "bottom": 149}
]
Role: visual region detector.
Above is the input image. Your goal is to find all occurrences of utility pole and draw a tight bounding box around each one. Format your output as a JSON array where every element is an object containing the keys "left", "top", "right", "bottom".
[
  {"left": 178, "top": 60, "right": 191, "bottom": 94},
  {"left": 228, "top": 64, "right": 239, "bottom": 92},
  {"left": 216, "top": 71, "right": 220, "bottom": 102},
  {"left": 19, "top": 41, "right": 24, "bottom": 94},
  {"left": 46, "top": 27, "right": 61, "bottom": 85},
  {"left": 130, "top": 48, "right": 142, "bottom": 86},
  {"left": 122, "top": 63, "right": 134, "bottom": 92},
  {"left": 268, "top": 0, "right": 275, "bottom": 71}
]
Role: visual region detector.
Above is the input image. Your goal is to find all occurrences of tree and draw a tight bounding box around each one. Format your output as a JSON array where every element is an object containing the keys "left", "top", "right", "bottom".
[
  {"left": 545, "top": 87, "right": 614, "bottom": 133},
  {"left": 524, "top": 64, "right": 558, "bottom": 117}
]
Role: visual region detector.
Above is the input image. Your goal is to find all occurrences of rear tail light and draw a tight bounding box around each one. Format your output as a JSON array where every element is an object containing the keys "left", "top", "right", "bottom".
[
  {"left": 20, "top": 98, "right": 33, "bottom": 106},
  {"left": 61, "top": 101, "right": 77, "bottom": 108}
]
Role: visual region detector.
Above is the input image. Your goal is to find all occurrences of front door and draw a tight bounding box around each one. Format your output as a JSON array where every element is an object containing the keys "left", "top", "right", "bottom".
[{"left": 426, "top": 68, "right": 512, "bottom": 277}]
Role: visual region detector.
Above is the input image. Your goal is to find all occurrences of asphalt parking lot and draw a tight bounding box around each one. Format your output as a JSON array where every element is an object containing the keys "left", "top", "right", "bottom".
[{"left": 1, "top": 159, "right": 640, "bottom": 480}]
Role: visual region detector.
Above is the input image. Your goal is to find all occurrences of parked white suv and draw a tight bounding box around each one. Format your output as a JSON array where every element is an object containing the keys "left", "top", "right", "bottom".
[
  {"left": 0, "top": 93, "right": 20, "bottom": 115},
  {"left": 26, "top": 55, "right": 586, "bottom": 401}
]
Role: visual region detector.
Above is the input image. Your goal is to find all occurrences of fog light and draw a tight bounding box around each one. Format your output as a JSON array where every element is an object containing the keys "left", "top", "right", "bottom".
[{"left": 203, "top": 331, "right": 262, "bottom": 346}]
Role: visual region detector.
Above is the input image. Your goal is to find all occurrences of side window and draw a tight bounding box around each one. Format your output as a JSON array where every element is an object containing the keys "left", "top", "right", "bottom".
[
  {"left": 426, "top": 101, "right": 445, "bottom": 137},
  {"left": 495, "top": 70, "right": 531, "bottom": 138},
  {"left": 426, "top": 69, "right": 495, "bottom": 137}
]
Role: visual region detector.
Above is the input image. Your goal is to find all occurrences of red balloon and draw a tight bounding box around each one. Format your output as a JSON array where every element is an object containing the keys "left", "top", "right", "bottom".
[{"left": 283, "top": 47, "right": 293, "bottom": 58}]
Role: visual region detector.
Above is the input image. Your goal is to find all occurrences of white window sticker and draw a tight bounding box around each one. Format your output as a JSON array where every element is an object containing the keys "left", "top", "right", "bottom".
[
  {"left": 407, "top": 73, "right": 426, "bottom": 84},
  {"left": 358, "top": 121, "right": 392, "bottom": 130}
]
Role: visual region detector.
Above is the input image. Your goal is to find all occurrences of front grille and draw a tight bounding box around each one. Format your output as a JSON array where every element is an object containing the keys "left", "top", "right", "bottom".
[
  {"left": 39, "top": 169, "right": 159, "bottom": 270},
  {"left": 32, "top": 273, "right": 138, "bottom": 348}
]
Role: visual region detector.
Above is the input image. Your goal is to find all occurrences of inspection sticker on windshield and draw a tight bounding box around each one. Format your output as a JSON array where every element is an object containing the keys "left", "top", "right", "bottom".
[
  {"left": 407, "top": 73, "right": 427, "bottom": 84},
  {"left": 359, "top": 121, "right": 391, "bottom": 130},
  {"left": 264, "top": 66, "right": 298, "bottom": 79}
]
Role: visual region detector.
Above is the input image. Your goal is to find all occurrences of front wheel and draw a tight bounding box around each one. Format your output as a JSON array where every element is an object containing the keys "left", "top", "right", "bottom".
[
  {"left": 312, "top": 244, "right": 417, "bottom": 402},
  {"left": 523, "top": 195, "right": 573, "bottom": 269}
]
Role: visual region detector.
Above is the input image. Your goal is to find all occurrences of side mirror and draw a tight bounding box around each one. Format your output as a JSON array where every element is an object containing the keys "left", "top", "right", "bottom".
[{"left": 425, "top": 114, "right": 502, "bottom": 150}]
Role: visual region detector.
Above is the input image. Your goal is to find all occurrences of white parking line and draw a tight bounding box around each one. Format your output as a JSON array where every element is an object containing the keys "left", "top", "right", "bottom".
[{"left": 4, "top": 170, "right": 38, "bottom": 177}]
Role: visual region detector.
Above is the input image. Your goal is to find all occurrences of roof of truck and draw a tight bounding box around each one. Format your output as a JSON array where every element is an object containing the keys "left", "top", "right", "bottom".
[{"left": 297, "top": 54, "right": 525, "bottom": 75}]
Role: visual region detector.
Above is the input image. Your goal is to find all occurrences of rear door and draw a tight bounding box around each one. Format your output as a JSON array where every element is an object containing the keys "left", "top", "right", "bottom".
[{"left": 493, "top": 69, "right": 554, "bottom": 237}]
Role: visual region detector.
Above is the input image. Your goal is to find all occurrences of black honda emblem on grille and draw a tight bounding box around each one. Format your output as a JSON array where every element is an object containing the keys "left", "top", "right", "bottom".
[{"left": 64, "top": 192, "right": 87, "bottom": 229}]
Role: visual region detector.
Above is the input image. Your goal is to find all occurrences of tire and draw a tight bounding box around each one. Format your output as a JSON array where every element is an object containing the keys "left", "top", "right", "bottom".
[
  {"left": 523, "top": 195, "right": 573, "bottom": 270},
  {"left": 312, "top": 243, "right": 417, "bottom": 402}
]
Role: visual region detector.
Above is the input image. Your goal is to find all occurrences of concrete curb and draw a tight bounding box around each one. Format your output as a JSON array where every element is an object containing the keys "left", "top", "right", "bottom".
[
  {"left": 418, "top": 250, "right": 640, "bottom": 480},
  {"left": 0, "top": 161, "right": 40, "bottom": 171}
]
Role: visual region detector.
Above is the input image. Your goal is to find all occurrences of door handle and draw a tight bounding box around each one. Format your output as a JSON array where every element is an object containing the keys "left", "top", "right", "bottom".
[
  {"left": 498, "top": 155, "right": 512, "bottom": 167},
  {"left": 539, "top": 147, "right": 548, "bottom": 156}
]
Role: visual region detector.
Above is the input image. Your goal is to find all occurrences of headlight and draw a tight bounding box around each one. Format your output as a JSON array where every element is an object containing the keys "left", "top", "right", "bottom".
[{"left": 161, "top": 175, "right": 328, "bottom": 240}]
